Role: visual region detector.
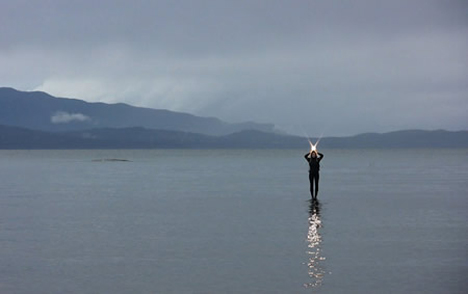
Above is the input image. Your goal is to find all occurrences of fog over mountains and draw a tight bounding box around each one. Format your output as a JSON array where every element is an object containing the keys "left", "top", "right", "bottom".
[
  {"left": 0, "top": 87, "right": 274, "bottom": 136},
  {"left": 1, "top": 87, "right": 467, "bottom": 149}
]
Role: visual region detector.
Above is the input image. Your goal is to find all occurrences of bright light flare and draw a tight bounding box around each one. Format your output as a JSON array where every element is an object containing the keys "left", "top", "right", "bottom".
[
  {"left": 304, "top": 130, "right": 323, "bottom": 155},
  {"left": 308, "top": 139, "right": 319, "bottom": 154}
]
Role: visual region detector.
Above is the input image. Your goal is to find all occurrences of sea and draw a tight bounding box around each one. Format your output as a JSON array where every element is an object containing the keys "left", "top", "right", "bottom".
[{"left": 0, "top": 149, "right": 467, "bottom": 294}]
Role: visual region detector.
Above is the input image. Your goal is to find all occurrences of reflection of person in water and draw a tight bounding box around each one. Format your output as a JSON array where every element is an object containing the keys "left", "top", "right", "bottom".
[
  {"left": 304, "top": 151, "right": 324, "bottom": 199},
  {"left": 304, "top": 199, "right": 326, "bottom": 288}
]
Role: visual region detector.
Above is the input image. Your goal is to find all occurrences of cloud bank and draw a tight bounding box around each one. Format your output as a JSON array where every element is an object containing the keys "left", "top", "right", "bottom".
[{"left": 1, "top": 0, "right": 467, "bottom": 136}]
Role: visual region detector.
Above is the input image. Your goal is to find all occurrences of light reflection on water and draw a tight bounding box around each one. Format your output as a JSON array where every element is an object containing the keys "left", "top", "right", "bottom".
[{"left": 304, "top": 199, "right": 327, "bottom": 288}]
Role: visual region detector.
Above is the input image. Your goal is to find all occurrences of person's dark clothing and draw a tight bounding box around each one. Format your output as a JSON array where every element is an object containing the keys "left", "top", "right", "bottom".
[
  {"left": 304, "top": 152, "right": 324, "bottom": 172},
  {"left": 309, "top": 172, "right": 319, "bottom": 198},
  {"left": 304, "top": 152, "right": 324, "bottom": 198}
]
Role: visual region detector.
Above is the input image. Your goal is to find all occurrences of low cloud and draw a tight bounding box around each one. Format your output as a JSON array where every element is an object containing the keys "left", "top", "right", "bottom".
[
  {"left": 51, "top": 111, "right": 91, "bottom": 124},
  {"left": 3, "top": 0, "right": 467, "bottom": 136}
]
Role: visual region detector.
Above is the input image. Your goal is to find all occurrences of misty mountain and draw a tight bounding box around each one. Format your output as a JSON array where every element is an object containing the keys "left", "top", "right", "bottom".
[
  {"left": 0, "top": 125, "right": 303, "bottom": 149},
  {"left": 1, "top": 125, "right": 467, "bottom": 149},
  {"left": 0, "top": 87, "right": 274, "bottom": 136},
  {"left": 320, "top": 130, "right": 468, "bottom": 148}
]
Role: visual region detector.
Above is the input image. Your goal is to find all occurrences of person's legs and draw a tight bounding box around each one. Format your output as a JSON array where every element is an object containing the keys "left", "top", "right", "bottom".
[
  {"left": 314, "top": 173, "right": 320, "bottom": 197},
  {"left": 309, "top": 173, "right": 315, "bottom": 198}
]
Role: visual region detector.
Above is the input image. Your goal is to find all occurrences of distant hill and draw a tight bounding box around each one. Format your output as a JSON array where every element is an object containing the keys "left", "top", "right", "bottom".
[
  {"left": 320, "top": 130, "right": 468, "bottom": 148},
  {"left": 0, "top": 87, "right": 274, "bottom": 136},
  {"left": 0, "top": 125, "right": 467, "bottom": 149},
  {"left": 0, "top": 125, "right": 304, "bottom": 149}
]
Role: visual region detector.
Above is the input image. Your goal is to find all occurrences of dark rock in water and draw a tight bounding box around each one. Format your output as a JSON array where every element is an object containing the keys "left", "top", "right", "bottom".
[{"left": 92, "top": 158, "right": 131, "bottom": 162}]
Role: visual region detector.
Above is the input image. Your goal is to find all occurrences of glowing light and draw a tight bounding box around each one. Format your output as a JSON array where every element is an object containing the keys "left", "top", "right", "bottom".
[
  {"left": 308, "top": 139, "right": 319, "bottom": 154},
  {"left": 302, "top": 128, "right": 324, "bottom": 155}
]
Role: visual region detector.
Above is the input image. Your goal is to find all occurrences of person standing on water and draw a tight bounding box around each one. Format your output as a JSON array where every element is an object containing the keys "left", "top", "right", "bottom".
[{"left": 304, "top": 150, "right": 324, "bottom": 199}]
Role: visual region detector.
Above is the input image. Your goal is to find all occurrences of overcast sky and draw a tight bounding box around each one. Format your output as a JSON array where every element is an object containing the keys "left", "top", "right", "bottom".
[{"left": 1, "top": 0, "right": 467, "bottom": 136}]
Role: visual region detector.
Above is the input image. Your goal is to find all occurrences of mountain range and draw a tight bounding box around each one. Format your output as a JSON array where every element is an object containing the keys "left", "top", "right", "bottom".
[
  {"left": 0, "top": 87, "right": 274, "bottom": 136},
  {"left": 1, "top": 124, "right": 467, "bottom": 149},
  {"left": 1, "top": 87, "right": 467, "bottom": 149}
]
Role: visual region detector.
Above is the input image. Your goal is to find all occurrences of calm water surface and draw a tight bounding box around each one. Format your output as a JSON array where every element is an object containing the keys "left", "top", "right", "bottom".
[{"left": 0, "top": 149, "right": 467, "bottom": 294}]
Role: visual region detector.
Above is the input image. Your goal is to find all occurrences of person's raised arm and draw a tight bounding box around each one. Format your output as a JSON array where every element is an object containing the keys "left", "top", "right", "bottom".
[
  {"left": 317, "top": 152, "right": 324, "bottom": 161},
  {"left": 304, "top": 152, "right": 311, "bottom": 161}
]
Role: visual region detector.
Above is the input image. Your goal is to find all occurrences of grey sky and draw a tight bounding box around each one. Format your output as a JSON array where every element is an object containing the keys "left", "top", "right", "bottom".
[{"left": 1, "top": 0, "right": 467, "bottom": 136}]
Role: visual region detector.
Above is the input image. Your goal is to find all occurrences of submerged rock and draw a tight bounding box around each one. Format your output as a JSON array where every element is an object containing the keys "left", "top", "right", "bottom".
[{"left": 92, "top": 158, "right": 131, "bottom": 162}]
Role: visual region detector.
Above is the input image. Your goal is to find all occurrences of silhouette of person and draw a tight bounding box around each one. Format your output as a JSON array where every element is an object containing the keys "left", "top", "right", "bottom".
[{"left": 304, "top": 151, "right": 324, "bottom": 199}]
